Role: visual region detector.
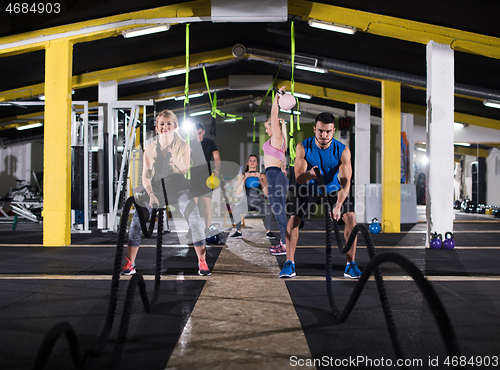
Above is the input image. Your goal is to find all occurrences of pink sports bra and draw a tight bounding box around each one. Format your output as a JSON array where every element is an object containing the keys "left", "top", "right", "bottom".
[{"left": 263, "top": 137, "right": 286, "bottom": 161}]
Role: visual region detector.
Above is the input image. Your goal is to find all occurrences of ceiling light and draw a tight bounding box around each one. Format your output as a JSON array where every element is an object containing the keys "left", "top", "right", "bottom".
[
  {"left": 224, "top": 118, "right": 237, "bottom": 122},
  {"left": 155, "top": 96, "right": 176, "bottom": 102},
  {"left": 122, "top": 24, "right": 170, "bottom": 38},
  {"left": 454, "top": 122, "right": 465, "bottom": 129},
  {"left": 293, "top": 92, "right": 312, "bottom": 99},
  {"left": 308, "top": 19, "right": 356, "bottom": 35},
  {"left": 38, "top": 95, "right": 45, "bottom": 101},
  {"left": 157, "top": 68, "right": 187, "bottom": 78},
  {"left": 190, "top": 110, "right": 212, "bottom": 117},
  {"left": 175, "top": 92, "right": 204, "bottom": 101},
  {"left": 455, "top": 142, "right": 471, "bottom": 147},
  {"left": 483, "top": 99, "right": 500, "bottom": 109},
  {"left": 16, "top": 122, "right": 43, "bottom": 130},
  {"left": 295, "top": 65, "right": 327, "bottom": 74},
  {"left": 0, "top": 101, "right": 45, "bottom": 107}
]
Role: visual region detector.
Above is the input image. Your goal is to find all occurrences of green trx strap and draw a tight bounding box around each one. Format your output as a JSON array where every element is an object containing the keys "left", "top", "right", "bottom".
[
  {"left": 289, "top": 21, "right": 297, "bottom": 164},
  {"left": 291, "top": 21, "right": 295, "bottom": 96},
  {"left": 213, "top": 92, "right": 217, "bottom": 118},
  {"left": 296, "top": 99, "right": 300, "bottom": 131},
  {"left": 184, "top": 23, "right": 190, "bottom": 121},
  {"left": 253, "top": 116, "right": 257, "bottom": 142},
  {"left": 202, "top": 66, "right": 242, "bottom": 123},
  {"left": 202, "top": 66, "right": 213, "bottom": 107},
  {"left": 211, "top": 90, "right": 218, "bottom": 128}
]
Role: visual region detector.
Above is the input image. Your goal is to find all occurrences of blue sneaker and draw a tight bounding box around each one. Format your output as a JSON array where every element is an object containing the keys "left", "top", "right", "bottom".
[
  {"left": 279, "top": 260, "right": 296, "bottom": 278},
  {"left": 344, "top": 261, "right": 362, "bottom": 279}
]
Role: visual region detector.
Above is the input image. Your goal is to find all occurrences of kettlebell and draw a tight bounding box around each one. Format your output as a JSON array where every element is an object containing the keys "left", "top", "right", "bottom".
[
  {"left": 430, "top": 232, "right": 442, "bottom": 249},
  {"left": 278, "top": 92, "right": 296, "bottom": 111},
  {"left": 369, "top": 218, "right": 381, "bottom": 234},
  {"left": 442, "top": 232, "right": 455, "bottom": 249}
]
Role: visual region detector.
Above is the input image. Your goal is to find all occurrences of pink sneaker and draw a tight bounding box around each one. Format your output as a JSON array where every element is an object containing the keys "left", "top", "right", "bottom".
[
  {"left": 269, "top": 242, "right": 286, "bottom": 256},
  {"left": 121, "top": 256, "right": 136, "bottom": 275},
  {"left": 198, "top": 258, "right": 211, "bottom": 276}
]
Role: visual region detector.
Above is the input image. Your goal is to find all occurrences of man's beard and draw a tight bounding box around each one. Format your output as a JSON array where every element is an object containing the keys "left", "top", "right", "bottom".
[{"left": 315, "top": 137, "right": 332, "bottom": 148}]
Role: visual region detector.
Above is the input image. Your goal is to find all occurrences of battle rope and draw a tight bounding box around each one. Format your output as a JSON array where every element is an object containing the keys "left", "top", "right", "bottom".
[
  {"left": 33, "top": 196, "right": 164, "bottom": 370},
  {"left": 313, "top": 168, "right": 461, "bottom": 367}
]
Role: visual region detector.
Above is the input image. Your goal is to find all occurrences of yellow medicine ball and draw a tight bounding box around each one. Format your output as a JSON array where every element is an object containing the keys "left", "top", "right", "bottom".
[{"left": 206, "top": 174, "right": 220, "bottom": 189}]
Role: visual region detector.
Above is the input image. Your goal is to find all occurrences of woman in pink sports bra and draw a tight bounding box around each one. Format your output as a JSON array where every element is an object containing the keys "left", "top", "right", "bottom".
[{"left": 263, "top": 85, "right": 290, "bottom": 256}]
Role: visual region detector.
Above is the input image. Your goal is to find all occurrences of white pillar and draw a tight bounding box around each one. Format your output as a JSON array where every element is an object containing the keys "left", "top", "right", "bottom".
[
  {"left": 426, "top": 41, "right": 454, "bottom": 247},
  {"left": 401, "top": 113, "right": 414, "bottom": 184},
  {"left": 354, "top": 103, "right": 371, "bottom": 223},
  {"left": 97, "top": 81, "right": 118, "bottom": 230}
]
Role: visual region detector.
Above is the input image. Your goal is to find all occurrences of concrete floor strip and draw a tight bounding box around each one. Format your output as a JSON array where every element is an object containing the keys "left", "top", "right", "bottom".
[{"left": 165, "top": 218, "right": 314, "bottom": 370}]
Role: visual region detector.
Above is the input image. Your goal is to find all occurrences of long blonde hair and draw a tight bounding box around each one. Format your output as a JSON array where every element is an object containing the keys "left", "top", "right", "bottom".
[
  {"left": 155, "top": 110, "right": 188, "bottom": 171},
  {"left": 265, "top": 117, "right": 288, "bottom": 152}
]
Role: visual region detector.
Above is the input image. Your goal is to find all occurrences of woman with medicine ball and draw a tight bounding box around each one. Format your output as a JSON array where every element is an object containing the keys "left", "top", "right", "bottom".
[{"left": 229, "top": 154, "right": 275, "bottom": 239}]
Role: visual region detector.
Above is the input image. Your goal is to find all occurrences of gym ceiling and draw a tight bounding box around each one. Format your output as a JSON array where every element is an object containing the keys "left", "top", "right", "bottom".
[{"left": 1, "top": 0, "right": 500, "bottom": 148}]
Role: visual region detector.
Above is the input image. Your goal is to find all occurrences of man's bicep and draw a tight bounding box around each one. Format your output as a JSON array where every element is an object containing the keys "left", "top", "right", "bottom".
[{"left": 339, "top": 148, "right": 352, "bottom": 178}]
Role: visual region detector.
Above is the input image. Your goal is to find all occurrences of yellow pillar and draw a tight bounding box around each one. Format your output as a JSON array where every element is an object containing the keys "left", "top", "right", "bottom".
[
  {"left": 43, "top": 39, "right": 73, "bottom": 246},
  {"left": 381, "top": 80, "right": 401, "bottom": 233}
]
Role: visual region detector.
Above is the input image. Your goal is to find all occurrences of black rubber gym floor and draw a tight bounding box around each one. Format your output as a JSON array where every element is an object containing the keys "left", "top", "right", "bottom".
[
  {"left": 286, "top": 280, "right": 500, "bottom": 369},
  {"left": 278, "top": 217, "right": 500, "bottom": 369},
  {"left": 0, "top": 225, "right": 221, "bottom": 370},
  {"left": 0, "top": 215, "right": 499, "bottom": 369},
  {"left": 0, "top": 278, "right": 206, "bottom": 370}
]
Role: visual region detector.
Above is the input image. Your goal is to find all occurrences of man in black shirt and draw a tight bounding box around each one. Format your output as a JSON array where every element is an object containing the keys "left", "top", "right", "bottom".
[{"left": 190, "top": 123, "right": 221, "bottom": 232}]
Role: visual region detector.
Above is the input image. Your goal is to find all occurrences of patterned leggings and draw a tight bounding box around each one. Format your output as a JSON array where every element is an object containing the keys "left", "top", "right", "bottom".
[{"left": 129, "top": 190, "right": 205, "bottom": 247}]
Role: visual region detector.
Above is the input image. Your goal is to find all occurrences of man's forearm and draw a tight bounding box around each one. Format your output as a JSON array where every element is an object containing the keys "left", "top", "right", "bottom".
[
  {"left": 296, "top": 172, "right": 313, "bottom": 185},
  {"left": 336, "top": 178, "right": 350, "bottom": 207}
]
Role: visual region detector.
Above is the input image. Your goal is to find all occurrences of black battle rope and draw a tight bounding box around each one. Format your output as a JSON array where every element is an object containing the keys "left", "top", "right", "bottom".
[
  {"left": 137, "top": 205, "right": 157, "bottom": 238},
  {"left": 315, "top": 167, "right": 404, "bottom": 361},
  {"left": 160, "top": 178, "right": 171, "bottom": 233},
  {"left": 33, "top": 196, "right": 164, "bottom": 370},
  {"left": 313, "top": 168, "right": 461, "bottom": 367}
]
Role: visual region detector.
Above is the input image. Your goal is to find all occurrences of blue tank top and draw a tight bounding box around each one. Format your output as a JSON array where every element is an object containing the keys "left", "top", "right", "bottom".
[
  {"left": 302, "top": 136, "right": 345, "bottom": 194},
  {"left": 245, "top": 175, "right": 261, "bottom": 189}
]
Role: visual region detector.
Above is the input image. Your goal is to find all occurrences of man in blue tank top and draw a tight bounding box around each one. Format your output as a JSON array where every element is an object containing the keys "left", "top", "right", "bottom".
[{"left": 279, "top": 112, "right": 361, "bottom": 279}]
